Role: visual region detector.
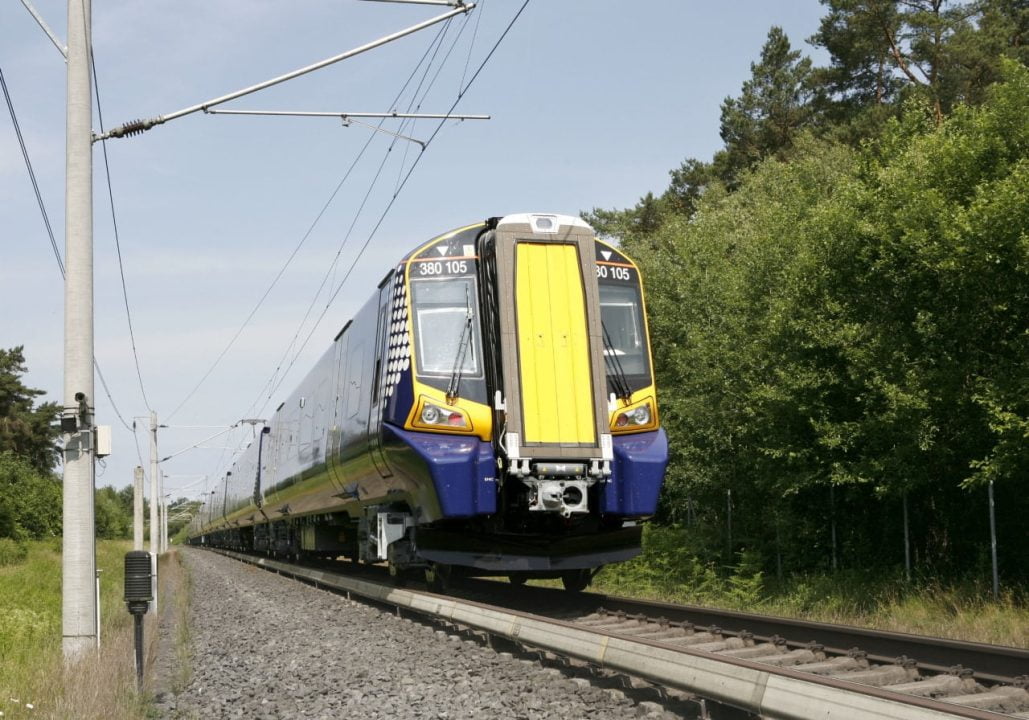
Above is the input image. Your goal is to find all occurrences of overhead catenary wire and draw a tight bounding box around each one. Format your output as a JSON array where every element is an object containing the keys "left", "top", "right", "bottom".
[
  {"left": 459, "top": 0, "right": 486, "bottom": 100},
  {"left": 2, "top": 65, "right": 64, "bottom": 276},
  {"left": 194, "top": 3, "right": 527, "bottom": 485},
  {"left": 257, "top": 1, "right": 531, "bottom": 411},
  {"left": 91, "top": 51, "right": 154, "bottom": 413},
  {"left": 165, "top": 21, "right": 454, "bottom": 423},
  {"left": 205, "top": 19, "right": 461, "bottom": 482},
  {"left": 238, "top": 20, "right": 459, "bottom": 421},
  {"left": 1, "top": 64, "right": 134, "bottom": 433},
  {"left": 95, "top": 3, "right": 475, "bottom": 142},
  {"left": 159, "top": 424, "right": 240, "bottom": 464},
  {"left": 251, "top": 16, "right": 468, "bottom": 415}
]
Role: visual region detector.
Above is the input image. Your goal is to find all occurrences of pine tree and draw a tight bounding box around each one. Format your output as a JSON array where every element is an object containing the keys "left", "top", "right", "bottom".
[
  {"left": 717, "top": 27, "right": 816, "bottom": 186},
  {"left": 0, "top": 347, "right": 60, "bottom": 474}
]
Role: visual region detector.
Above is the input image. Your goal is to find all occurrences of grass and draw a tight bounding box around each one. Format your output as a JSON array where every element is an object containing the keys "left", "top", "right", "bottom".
[
  {"left": 162, "top": 550, "right": 193, "bottom": 694},
  {"left": 0, "top": 539, "right": 151, "bottom": 719},
  {"left": 582, "top": 526, "right": 1029, "bottom": 648}
]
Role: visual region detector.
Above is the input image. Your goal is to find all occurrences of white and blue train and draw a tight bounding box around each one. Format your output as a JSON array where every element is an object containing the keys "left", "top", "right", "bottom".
[{"left": 188, "top": 213, "right": 668, "bottom": 591}]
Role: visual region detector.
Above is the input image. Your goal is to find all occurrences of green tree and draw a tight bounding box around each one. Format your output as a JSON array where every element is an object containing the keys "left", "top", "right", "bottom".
[
  {"left": 95, "top": 486, "right": 131, "bottom": 539},
  {"left": 811, "top": 0, "right": 1029, "bottom": 127},
  {"left": 0, "top": 347, "right": 60, "bottom": 473},
  {"left": 716, "top": 26, "right": 816, "bottom": 185},
  {"left": 810, "top": 0, "right": 903, "bottom": 139},
  {"left": 629, "top": 62, "right": 1028, "bottom": 578},
  {"left": 0, "top": 452, "right": 61, "bottom": 539}
]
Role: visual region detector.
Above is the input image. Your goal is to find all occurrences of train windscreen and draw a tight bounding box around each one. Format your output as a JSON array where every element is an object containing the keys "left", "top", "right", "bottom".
[
  {"left": 599, "top": 283, "right": 651, "bottom": 391},
  {"left": 410, "top": 277, "right": 482, "bottom": 378}
]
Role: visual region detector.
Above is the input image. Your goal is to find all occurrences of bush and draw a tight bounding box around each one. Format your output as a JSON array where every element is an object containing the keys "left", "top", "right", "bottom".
[
  {"left": 0, "top": 452, "right": 61, "bottom": 539},
  {"left": 0, "top": 537, "right": 28, "bottom": 567}
]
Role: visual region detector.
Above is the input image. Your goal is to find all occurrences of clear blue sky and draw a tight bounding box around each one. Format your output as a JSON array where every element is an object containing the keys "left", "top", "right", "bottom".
[{"left": 1, "top": 1, "right": 829, "bottom": 499}]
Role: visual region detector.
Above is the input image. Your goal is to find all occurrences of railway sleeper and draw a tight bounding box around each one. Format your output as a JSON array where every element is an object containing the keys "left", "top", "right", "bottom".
[
  {"left": 680, "top": 636, "right": 751, "bottom": 653},
  {"left": 606, "top": 622, "right": 680, "bottom": 638},
  {"left": 664, "top": 631, "right": 722, "bottom": 646},
  {"left": 890, "top": 672, "right": 978, "bottom": 697},
  {"left": 791, "top": 654, "right": 869, "bottom": 675},
  {"left": 719, "top": 641, "right": 788, "bottom": 660},
  {"left": 943, "top": 685, "right": 1029, "bottom": 714},
  {"left": 838, "top": 663, "right": 920, "bottom": 687},
  {"left": 631, "top": 627, "right": 695, "bottom": 641},
  {"left": 757, "top": 647, "right": 827, "bottom": 667}
]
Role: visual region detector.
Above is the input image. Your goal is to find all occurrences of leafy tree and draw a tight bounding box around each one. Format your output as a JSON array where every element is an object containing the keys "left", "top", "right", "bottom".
[
  {"left": 0, "top": 452, "right": 61, "bottom": 539},
  {"left": 626, "top": 63, "right": 1028, "bottom": 579},
  {"left": 95, "top": 486, "right": 131, "bottom": 539},
  {"left": 664, "top": 158, "right": 717, "bottom": 218},
  {"left": 0, "top": 347, "right": 60, "bottom": 473}
]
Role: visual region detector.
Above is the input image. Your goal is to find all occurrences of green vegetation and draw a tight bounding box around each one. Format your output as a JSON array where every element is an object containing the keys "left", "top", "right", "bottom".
[
  {"left": 0, "top": 540, "right": 145, "bottom": 719},
  {"left": 593, "top": 526, "right": 1028, "bottom": 648},
  {"left": 588, "top": 1, "right": 1028, "bottom": 596},
  {"left": 0, "top": 347, "right": 60, "bottom": 474}
]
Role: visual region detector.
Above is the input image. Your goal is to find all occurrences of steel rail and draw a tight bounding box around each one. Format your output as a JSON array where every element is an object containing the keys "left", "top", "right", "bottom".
[
  {"left": 202, "top": 548, "right": 1014, "bottom": 720},
  {"left": 558, "top": 592, "right": 1029, "bottom": 685}
]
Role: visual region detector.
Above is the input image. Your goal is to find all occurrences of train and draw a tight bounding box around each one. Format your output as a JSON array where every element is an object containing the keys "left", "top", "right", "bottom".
[{"left": 188, "top": 213, "right": 668, "bottom": 591}]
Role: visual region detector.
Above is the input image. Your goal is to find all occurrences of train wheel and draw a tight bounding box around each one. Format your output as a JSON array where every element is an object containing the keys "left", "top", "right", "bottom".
[
  {"left": 508, "top": 572, "right": 528, "bottom": 586},
  {"left": 561, "top": 569, "right": 591, "bottom": 593},
  {"left": 424, "top": 563, "right": 450, "bottom": 593}
]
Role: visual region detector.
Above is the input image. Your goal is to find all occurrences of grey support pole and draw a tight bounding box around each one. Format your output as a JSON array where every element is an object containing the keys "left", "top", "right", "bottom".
[
  {"left": 149, "top": 411, "right": 159, "bottom": 610},
  {"left": 133, "top": 466, "right": 144, "bottom": 550},
  {"left": 830, "top": 485, "right": 838, "bottom": 572},
  {"left": 726, "top": 489, "right": 733, "bottom": 561},
  {"left": 61, "top": 0, "right": 97, "bottom": 661},
  {"left": 988, "top": 480, "right": 999, "bottom": 600},
  {"left": 903, "top": 491, "right": 911, "bottom": 583}
]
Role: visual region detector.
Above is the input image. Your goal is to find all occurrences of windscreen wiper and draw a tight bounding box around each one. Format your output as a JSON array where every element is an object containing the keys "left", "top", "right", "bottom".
[
  {"left": 446, "top": 285, "right": 474, "bottom": 404},
  {"left": 602, "top": 321, "right": 633, "bottom": 402}
]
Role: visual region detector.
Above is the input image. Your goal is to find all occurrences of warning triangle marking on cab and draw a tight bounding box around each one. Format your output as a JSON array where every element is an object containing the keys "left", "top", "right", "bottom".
[
  {"left": 436, "top": 246, "right": 449, "bottom": 256},
  {"left": 601, "top": 250, "right": 612, "bottom": 261}
]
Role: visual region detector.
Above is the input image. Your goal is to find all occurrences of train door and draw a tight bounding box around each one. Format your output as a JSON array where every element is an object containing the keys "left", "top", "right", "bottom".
[
  {"left": 367, "top": 272, "right": 394, "bottom": 478},
  {"left": 327, "top": 325, "right": 349, "bottom": 492}
]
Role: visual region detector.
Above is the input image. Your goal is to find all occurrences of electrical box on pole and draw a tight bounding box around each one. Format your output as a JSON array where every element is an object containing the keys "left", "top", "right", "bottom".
[{"left": 94, "top": 425, "right": 112, "bottom": 457}]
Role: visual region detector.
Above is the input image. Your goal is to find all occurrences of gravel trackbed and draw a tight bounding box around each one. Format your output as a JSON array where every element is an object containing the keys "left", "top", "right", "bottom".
[{"left": 156, "top": 549, "right": 677, "bottom": 719}]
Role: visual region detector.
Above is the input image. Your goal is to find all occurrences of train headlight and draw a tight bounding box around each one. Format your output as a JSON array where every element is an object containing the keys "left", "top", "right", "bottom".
[
  {"left": 612, "top": 399, "right": 656, "bottom": 433},
  {"left": 415, "top": 397, "right": 470, "bottom": 432},
  {"left": 630, "top": 404, "right": 650, "bottom": 425}
]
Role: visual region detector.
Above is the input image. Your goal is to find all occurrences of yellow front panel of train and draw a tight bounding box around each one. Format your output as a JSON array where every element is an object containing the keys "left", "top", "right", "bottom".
[{"left": 515, "top": 243, "right": 596, "bottom": 445}]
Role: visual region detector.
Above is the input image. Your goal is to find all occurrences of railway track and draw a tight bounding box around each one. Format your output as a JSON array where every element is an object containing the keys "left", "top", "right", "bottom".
[{"left": 205, "top": 548, "right": 1028, "bottom": 719}]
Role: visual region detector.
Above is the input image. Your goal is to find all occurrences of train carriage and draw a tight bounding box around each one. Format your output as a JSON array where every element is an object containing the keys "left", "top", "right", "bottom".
[{"left": 189, "top": 213, "right": 668, "bottom": 591}]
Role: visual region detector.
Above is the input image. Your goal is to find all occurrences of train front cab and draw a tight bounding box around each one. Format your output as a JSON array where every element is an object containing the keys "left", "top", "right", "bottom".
[{"left": 386, "top": 214, "right": 668, "bottom": 586}]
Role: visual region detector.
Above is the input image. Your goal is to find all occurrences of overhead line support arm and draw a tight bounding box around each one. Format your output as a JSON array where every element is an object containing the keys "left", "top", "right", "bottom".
[{"left": 94, "top": 3, "right": 475, "bottom": 142}]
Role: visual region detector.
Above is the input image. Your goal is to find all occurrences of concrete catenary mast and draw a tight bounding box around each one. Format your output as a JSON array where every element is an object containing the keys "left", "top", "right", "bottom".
[{"left": 61, "top": 0, "right": 96, "bottom": 660}]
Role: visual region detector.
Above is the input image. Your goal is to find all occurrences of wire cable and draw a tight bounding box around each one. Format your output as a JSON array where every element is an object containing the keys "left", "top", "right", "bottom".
[
  {"left": 255, "top": 17, "right": 469, "bottom": 412},
  {"left": 91, "top": 51, "right": 154, "bottom": 412},
  {"left": 2, "top": 63, "right": 135, "bottom": 433},
  {"left": 165, "top": 21, "right": 449, "bottom": 423},
  {"left": 257, "top": 1, "right": 530, "bottom": 408},
  {"left": 1, "top": 65, "right": 64, "bottom": 276},
  {"left": 459, "top": 0, "right": 486, "bottom": 93},
  {"left": 238, "top": 21, "right": 458, "bottom": 419}
]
